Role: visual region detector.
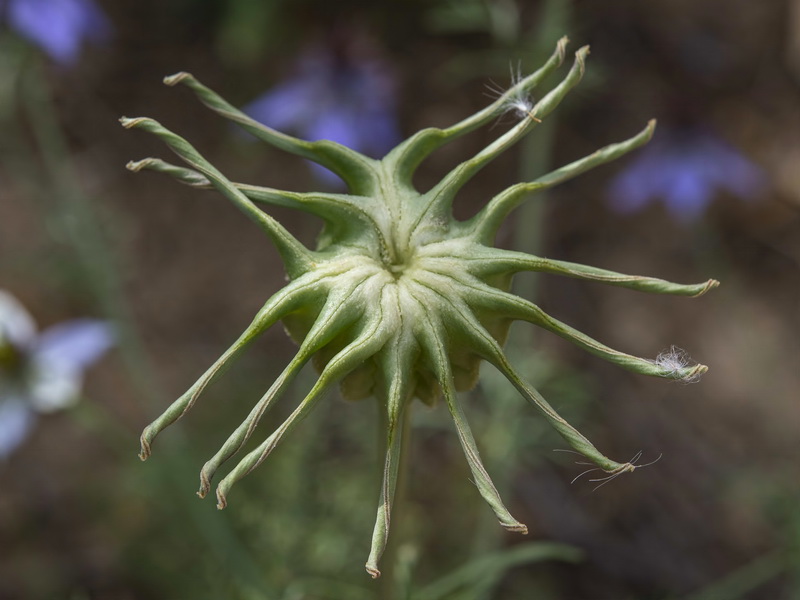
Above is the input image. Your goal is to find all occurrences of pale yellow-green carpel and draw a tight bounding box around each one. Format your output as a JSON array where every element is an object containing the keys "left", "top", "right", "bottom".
[{"left": 123, "top": 37, "right": 717, "bottom": 578}]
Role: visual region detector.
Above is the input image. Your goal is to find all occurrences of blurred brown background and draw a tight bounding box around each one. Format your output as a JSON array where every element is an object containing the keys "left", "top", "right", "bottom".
[{"left": 1, "top": 0, "right": 798, "bottom": 598}]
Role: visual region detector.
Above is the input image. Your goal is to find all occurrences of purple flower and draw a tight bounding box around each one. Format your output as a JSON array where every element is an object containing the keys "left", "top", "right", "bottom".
[
  {"left": 608, "top": 130, "right": 765, "bottom": 222},
  {"left": 244, "top": 45, "right": 400, "bottom": 184},
  {"left": 0, "top": 290, "right": 114, "bottom": 458},
  {"left": 1, "top": 0, "right": 112, "bottom": 65}
]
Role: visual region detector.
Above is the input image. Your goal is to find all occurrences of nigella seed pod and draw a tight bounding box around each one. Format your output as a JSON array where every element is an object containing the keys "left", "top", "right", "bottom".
[{"left": 122, "top": 37, "right": 718, "bottom": 578}]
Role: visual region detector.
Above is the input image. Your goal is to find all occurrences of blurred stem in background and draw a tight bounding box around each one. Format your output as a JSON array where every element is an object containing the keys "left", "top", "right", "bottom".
[
  {"left": 677, "top": 551, "right": 787, "bottom": 600},
  {"left": 377, "top": 403, "right": 413, "bottom": 599},
  {"left": 0, "top": 44, "right": 274, "bottom": 597},
  {"left": 676, "top": 482, "right": 800, "bottom": 600},
  {"left": 6, "top": 56, "right": 155, "bottom": 404}
]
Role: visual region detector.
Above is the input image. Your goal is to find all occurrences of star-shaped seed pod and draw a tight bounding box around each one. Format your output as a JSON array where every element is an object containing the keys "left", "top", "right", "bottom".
[{"left": 122, "top": 37, "right": 718, "bottom": 578}]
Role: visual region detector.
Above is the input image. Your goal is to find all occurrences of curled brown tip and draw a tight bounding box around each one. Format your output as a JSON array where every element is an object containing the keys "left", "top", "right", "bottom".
[
  {"left": 197, "top": 471, "right": 211, "bottom": 499},
  {"left": 574, "top": 46, "right": 590, "bottom": 76},
  {"left": 215, "top": 488, "right": 228, "bottom": 510},
  {"left": 119, "top": 116, "right": 145, "bottom": 129},
  {"left": 556, "top": 36, "right": 569, "bottom": 64},
  {"left": 366, "top": 566, "right": 381, "bottom": 579},
  {"left": 505, "top": 523, "right": 529, "bottom": 535},
  {"left": 126, "top": 159, "right": 151, "bottom": 172},
  {"left": 695, "top": 279, "right": 721, "bottom": 296},
  {"left": 138, "top": 434, "right": 151, "bottom": 461},
  {"left": 163, "top": 72, "right": 191, "bottom": 86},
  {"left": 645, "top": 119, "right": 657, "bottom": 139}
]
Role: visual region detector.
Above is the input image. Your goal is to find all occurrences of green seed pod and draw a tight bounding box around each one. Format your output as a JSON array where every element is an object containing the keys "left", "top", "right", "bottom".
[{"left": 122, "top": 37, "right": 718, "bottom": 578}]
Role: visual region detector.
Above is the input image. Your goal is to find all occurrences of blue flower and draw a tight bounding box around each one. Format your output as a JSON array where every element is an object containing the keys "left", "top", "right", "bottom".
[
  {"left": 0, "top": 290, "right": 114, "bottom": 458},
  {"left": 608, "top": 129, "right": 765, "bottom": 222},
  {"left": 244, "top": 45, "right": 401, "bottom": 184},
  {"left": 1, "top": 0, "right": 112, "bottom": 66}
]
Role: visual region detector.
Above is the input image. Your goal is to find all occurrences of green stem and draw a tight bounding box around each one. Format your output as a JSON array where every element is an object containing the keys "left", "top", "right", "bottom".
[
  {"left": 679, "top": 551, "right": 787, "bottom": 600},
  {"left": 380, "top": 401, "right": 414, "bottom": 600}
]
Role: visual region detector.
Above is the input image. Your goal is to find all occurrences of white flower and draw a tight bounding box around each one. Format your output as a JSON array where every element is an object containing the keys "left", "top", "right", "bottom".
[{"left": 0, "top": 290, "right": 114, "bottom": 458}]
